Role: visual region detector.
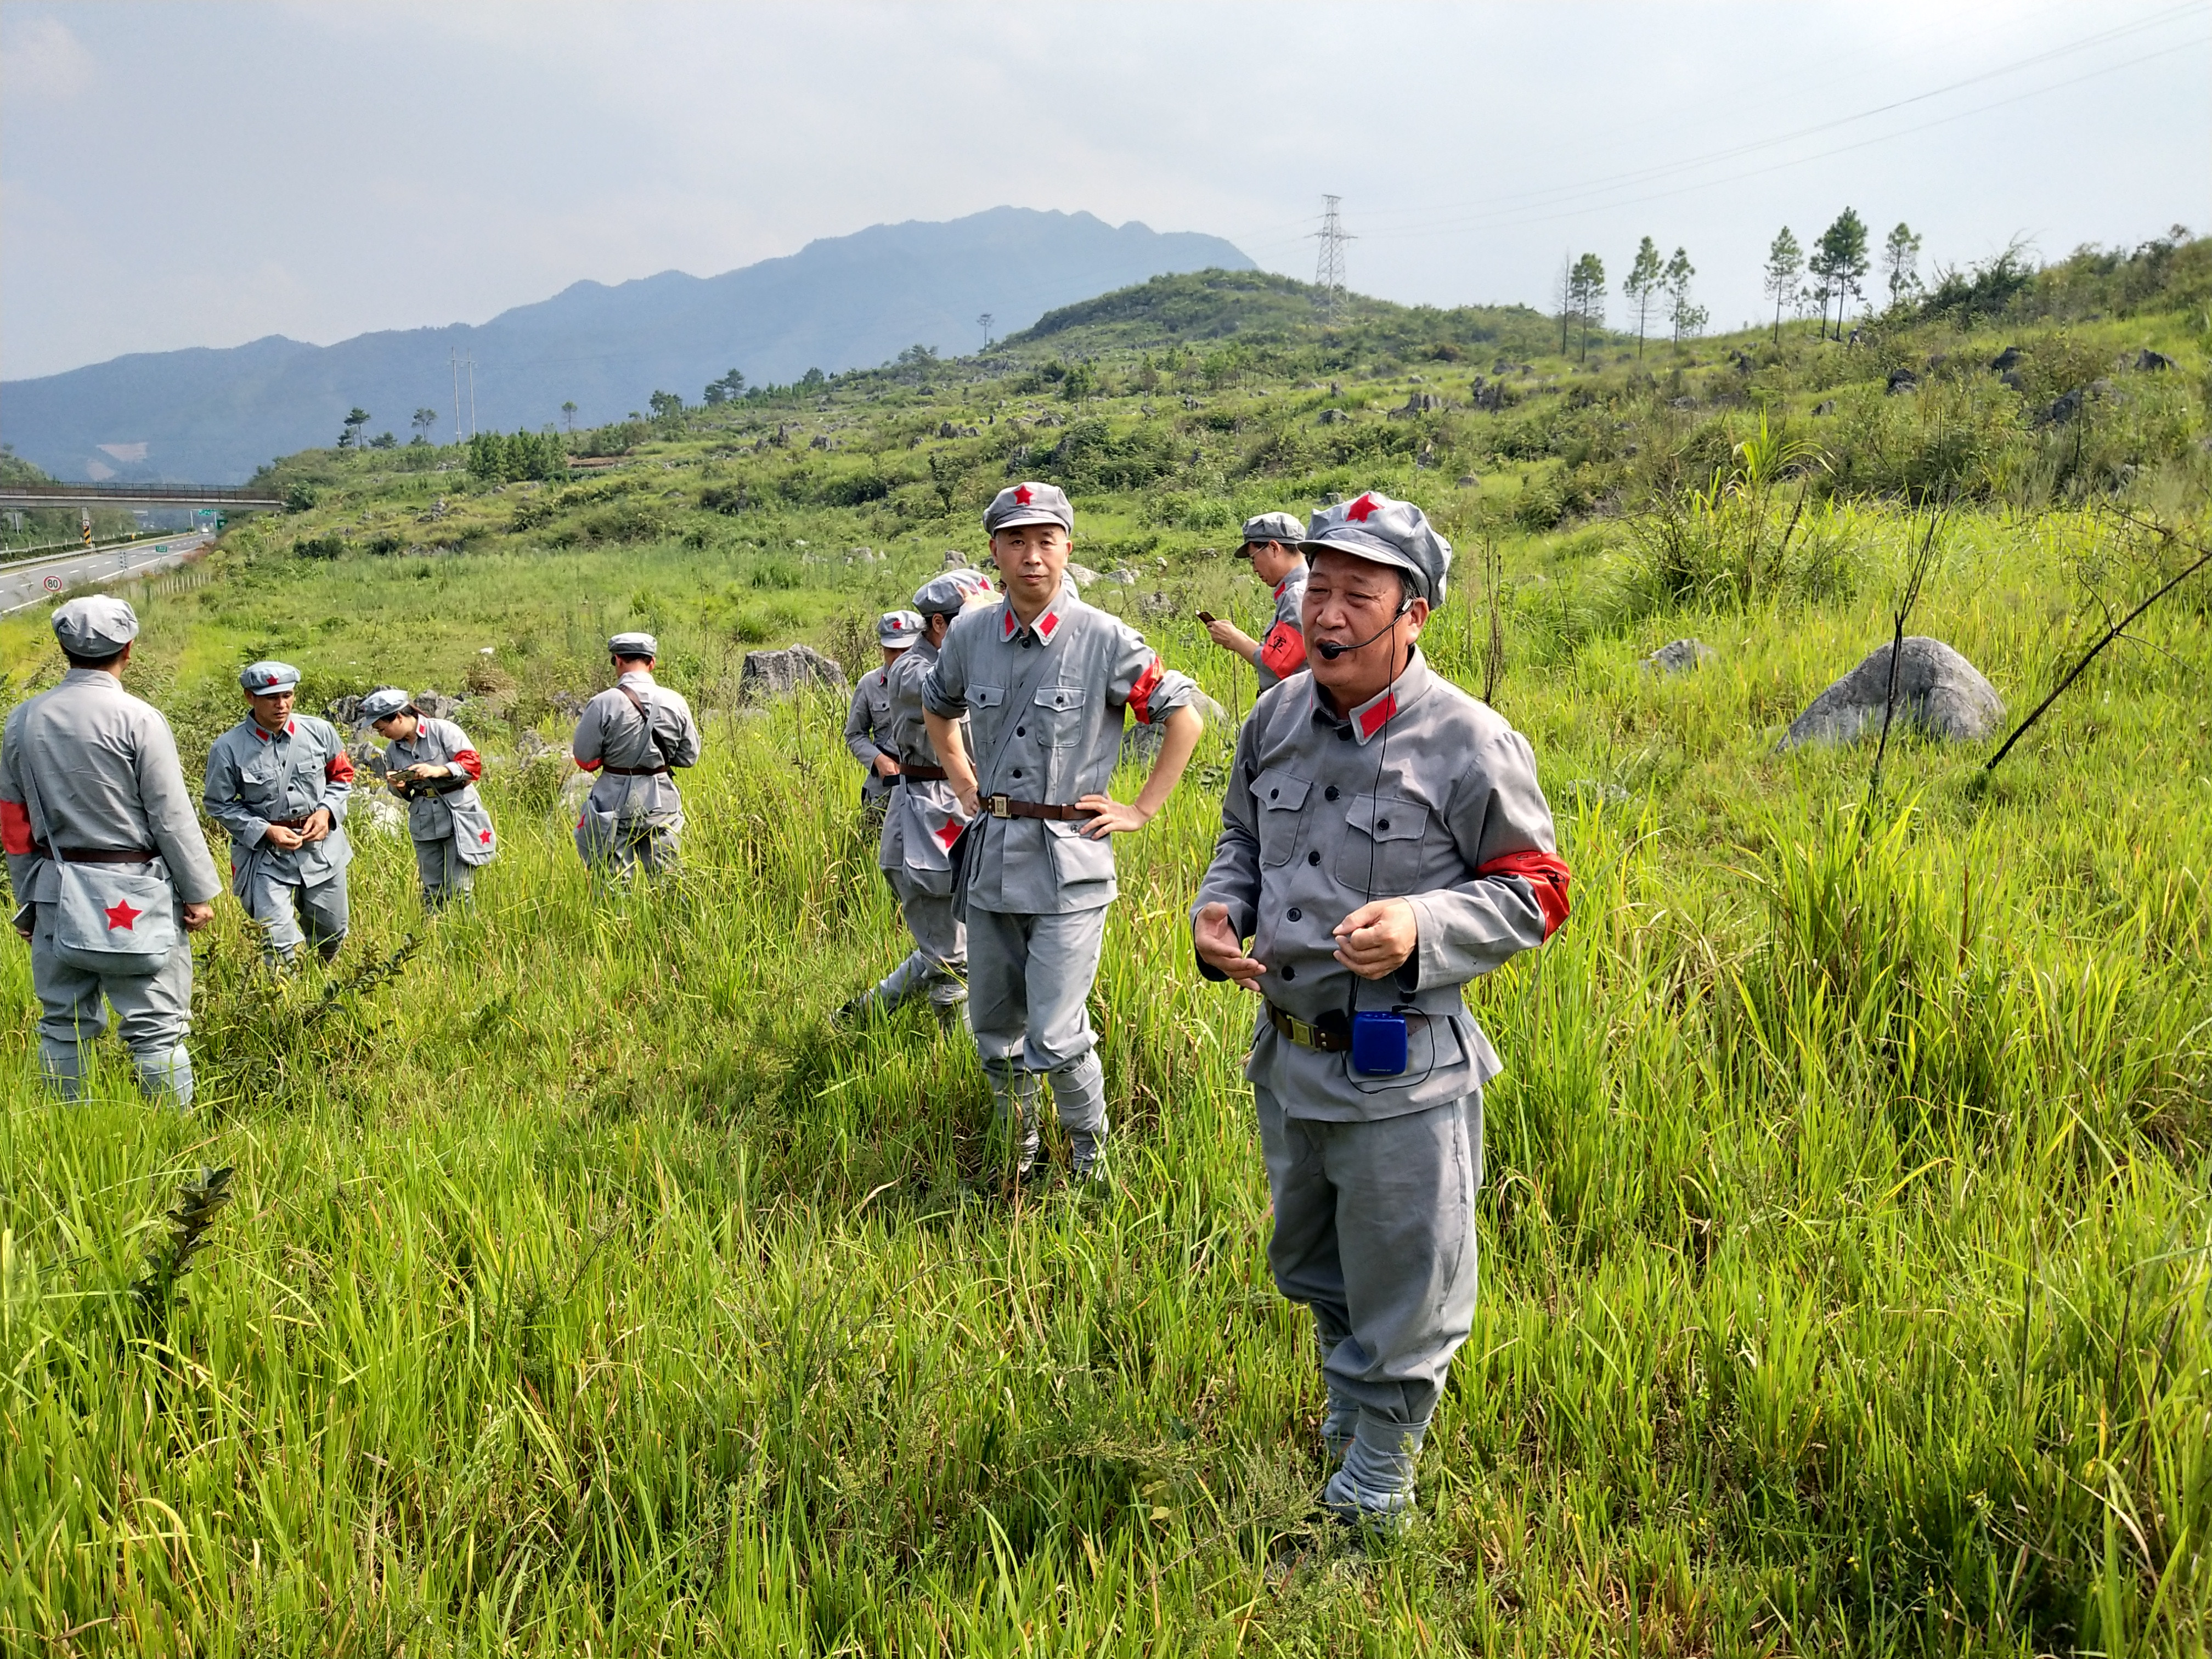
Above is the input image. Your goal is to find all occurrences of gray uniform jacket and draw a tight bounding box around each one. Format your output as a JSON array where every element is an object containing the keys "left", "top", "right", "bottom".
[
  {"left": 1254, "top": 565, "right": 1311, "bottom": 692},
  {"left": 924, "top": 591, "right": 1196, "bottom": 915},
  {"left": 381, "top": 717, "right": 486, "bottom": 842},
  {"left": 572, "top": 672, "right": 702, "bottom": 822},
  {"left": 203, "top": 714, "right": 356, "bottom": 890},
  {"left": 2, "top": 669, "right": 223, "bottom": 906},
  {"left": 846, "top": 672, "right": 895, "bottom": 805},
  {"left": 1192, "top": 651, "right": 1568, "bottom": 1122},
  {"left": 877, "top": 638, "right": 968, "bottom": 890}
]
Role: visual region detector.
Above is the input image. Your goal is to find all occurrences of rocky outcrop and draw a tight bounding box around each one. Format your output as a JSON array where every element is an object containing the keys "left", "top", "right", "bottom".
[{"left": 1645, "top": 639, "right": 1714, "bottom": 675}]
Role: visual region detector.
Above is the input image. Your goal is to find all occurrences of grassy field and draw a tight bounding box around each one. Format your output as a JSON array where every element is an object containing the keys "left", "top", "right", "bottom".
[{"left": 3, "top": 248, "right": 2209, "bottom": 1654}]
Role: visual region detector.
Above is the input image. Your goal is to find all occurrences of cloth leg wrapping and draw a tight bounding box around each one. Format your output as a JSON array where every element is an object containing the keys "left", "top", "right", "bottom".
[
  {"left": 985, "top": 1059, "right": 1041, "bottom": 1170},
  {"left": 1255, "top": 1085, "right": 1481, "bottom": 1505},
  {"left": 870, "top": 950, "right": 934, "bottom": 1010}
]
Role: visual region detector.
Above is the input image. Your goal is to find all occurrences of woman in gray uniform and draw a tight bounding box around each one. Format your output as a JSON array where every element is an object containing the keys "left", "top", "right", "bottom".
[{"left": 359, "top": 687, "right": 496, "bottom": 907}]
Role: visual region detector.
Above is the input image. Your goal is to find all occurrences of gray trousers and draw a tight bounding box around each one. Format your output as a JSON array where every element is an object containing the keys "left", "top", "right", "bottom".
[
  {"left": 239, "top": 864, "right": 348, "bottom": 962},
  {"left": 1257, "top": 1085, "right": 1482, "bottom": 1511},
  {"left": 592, "top": 820, "right": 680, "bottom": 878},
  {"left": 27, "top": 902, "right": 195, "bottom": 1104},
  {"left": 967, "top": 904, "right": 1109, "bottom": 1146},
  {"left": 413, "top": 836, "right": 475, "bottom": 906},
  {"left": 870, "top": 865, "right": 965, "bottom": 1008}
]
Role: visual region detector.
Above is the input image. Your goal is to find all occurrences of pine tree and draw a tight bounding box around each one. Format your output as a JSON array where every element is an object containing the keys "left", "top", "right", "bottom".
[
  {"left": 1663, "top": 249, "right": 1701, "bottom": 347},
  {"left": 1568, "top": 253, "right": 1607, "bottom": 362},
  {"left": 1623, "top": 237, "right": 1665, "bottom": 359},
  {"left": 1814, "top": 208, "right": 1871, "bottom": 339},
  {"left": 1882, "top": 222, "right": 1924, "bottom": 305},
  {"left": 1763, "top": 228, "right": 1803, "bottom": 345}
]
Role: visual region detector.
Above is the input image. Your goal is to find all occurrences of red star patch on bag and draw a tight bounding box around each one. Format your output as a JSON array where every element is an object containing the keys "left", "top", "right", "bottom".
[
  {"left": 105, "top": 900, "right": 143, "bottom": 931},
  {"left": 479, "top": 830, "right": 493, "bottom": 844},
  {"left": 935, "top": 822, "right": 961, "bottom": 849}
]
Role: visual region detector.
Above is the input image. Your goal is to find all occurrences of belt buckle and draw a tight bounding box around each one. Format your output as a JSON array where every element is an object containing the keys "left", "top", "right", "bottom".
[{"left": 987, "top": 793, "right": 1013, "bottom": 819}]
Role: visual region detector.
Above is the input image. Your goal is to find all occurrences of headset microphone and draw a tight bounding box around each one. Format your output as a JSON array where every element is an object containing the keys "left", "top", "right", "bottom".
[{"left": 1311, "top": 598, "right": 1412, "bottom": 661}]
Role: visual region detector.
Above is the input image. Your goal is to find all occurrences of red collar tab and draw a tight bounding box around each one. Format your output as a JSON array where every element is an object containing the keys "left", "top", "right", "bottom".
[
  {"left": 1356, "top": 692, "right": 1397, "bottom": 741},
  {"left": 1346, "top": 493, "right": 1379, "bottom": 522},
  {"left": 1001, "top": 599, "right": 1066, "bottom": 645}
]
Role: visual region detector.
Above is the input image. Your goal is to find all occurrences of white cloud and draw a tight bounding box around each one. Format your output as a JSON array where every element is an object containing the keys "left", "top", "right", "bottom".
[{"left": 2, "top": 10, "right": 96, "bottom": 104}]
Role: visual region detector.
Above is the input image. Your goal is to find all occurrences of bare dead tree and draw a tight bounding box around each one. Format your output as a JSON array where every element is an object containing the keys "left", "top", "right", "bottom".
[{"left": 1865, "top": 501, "right": 1949, "bottom": 817}]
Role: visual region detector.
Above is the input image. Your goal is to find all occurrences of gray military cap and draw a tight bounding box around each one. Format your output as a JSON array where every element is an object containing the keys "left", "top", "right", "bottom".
[
  {"left": 608, "top": 631, "right": 659, "bottom": 658},
  {"left": 240, "top": 660, "right": 302, "bottom": 693},
  {"left": 50, "top": 595, "right": 139, "bottom": 657},
  {"left": 358, "top": 686, "right": 411, "bottom": 724},
  {"left": 983, "top": 481, "right": 1073, "bottom": 535},
  {"left": 1301, "top": 490, "right": 1453, "bottom": 605},
  {"left": 912, "top": 567, "right": 995, "bottom": 617},
  {"left": 877, "top": 610, "right": 924, "bottom": 646},
  {"left": 1240, "top": 511, "right": 1306, "bottom": 548}
]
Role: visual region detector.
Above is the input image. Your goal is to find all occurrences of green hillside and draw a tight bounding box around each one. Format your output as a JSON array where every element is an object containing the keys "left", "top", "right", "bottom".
[{"left": 3, "top": 236, "right": 2209, "bottom": 1654}]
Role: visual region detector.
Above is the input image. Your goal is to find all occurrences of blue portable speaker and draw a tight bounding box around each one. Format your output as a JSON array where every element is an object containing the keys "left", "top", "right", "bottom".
[{"left": 1350, "top": 1011, "right": 1409, "bottom": 1077}]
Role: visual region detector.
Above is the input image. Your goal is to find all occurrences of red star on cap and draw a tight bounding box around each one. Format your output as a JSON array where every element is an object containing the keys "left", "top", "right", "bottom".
[
  {"left": 105, "top": 899, "right": 143, "bottom": 931},
  {"left": 1346, "top": 493, "right": 1380, "bottom": 522},
  {"left": 1013, "top": 484, "right": 1034, "bottom": 505}
]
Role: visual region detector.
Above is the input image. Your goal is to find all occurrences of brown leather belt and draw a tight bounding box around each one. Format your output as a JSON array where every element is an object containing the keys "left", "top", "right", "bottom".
[
  {"left": 983, "top": 794, "right": 1090, "bottom": 821},
  {"left": 600, "top": 764, "right": 669, "bottom": 776},
  {"left": 33, "top": 842, "right": 159, "bottom": 865},
  {"left": 268, "top": 815, "right": 320, "bottom": 831},
  {"left": 896, "top": 763, "right": 949, "bottom": 782},
  {"left": 1268, "top": 1002, "right": 1352, "bottom": 1053}
]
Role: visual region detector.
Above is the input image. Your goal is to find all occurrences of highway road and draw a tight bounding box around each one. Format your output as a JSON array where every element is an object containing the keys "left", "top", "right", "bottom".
[{"left": 1, "top": 532, "right": 215, "bottom": 617}]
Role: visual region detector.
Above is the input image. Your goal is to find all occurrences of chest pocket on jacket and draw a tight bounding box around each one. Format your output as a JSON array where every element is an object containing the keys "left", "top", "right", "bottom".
[
  {"left": 241, "top": 755, "right": 286, "bottom": 804},
  {"left": 1030, "top": 685, "right": 1087, "bottom": 747},
  {"left": 1335, "top": 793, "right": 1430, "bottom": 893},
  {"left": 1252, "top": 768, "right": 1312, "bottom": 867},
  {"left": 868, "top": 693, "right": 892, "bottom": 724}
]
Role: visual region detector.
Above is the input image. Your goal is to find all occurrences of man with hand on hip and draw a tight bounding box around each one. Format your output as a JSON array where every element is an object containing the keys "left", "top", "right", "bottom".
[
  {"left": 3, "top": 597, "right": 221, "bottom": 1104},
  {"left": 204, "top": 661, "right": 356, "bottom": 967},
  {"left": 924, "top": 482, "right": 1204, "bottom": 1186},
  {"left": 1190, "top": 489, "right": 1570, "bottom": 1532},
  {"left": 1204, "top": 511, "right": 1310, "bottom": 692}
]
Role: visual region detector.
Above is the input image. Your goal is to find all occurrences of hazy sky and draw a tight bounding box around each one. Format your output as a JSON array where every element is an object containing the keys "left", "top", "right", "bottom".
[{"left": 4, "top": 1, "right": 2206, "bottom": 381}]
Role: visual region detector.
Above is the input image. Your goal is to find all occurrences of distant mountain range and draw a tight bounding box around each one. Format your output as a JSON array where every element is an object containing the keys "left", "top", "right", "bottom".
[{"left": 0, "top": 208, "right": 1253, "bottom": 484}]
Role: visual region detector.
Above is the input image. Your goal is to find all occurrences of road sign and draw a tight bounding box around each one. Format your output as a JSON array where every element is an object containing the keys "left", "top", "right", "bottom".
[{"left": 42, "top": 574, "right": 63, "bottom": 593}]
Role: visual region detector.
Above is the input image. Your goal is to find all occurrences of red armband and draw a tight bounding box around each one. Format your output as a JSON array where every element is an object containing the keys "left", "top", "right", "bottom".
[
  {"left": 1258, "top": 621, "right": 1307, "bottom": 680},
  {"left": 1126, "top": 657, "right": 1164, "bottom": 726},
  {"left": 1, "top": 799, "right": 31, "bottom": 856},
  {"left": 324, "top": 750, "right": 356, "bottom": 784},
  {"left": 576, "top": 757, "right": 603, "bottom": 772},
  {"left": 1476, "top": 848, "right": 1572, "bottom": 940},
  {"left": 452, "top": 749, "right": 483, "bottom": 781}
]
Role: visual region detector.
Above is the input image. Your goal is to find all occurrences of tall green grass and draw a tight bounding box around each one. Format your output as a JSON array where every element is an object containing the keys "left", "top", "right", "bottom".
[{"left": 2, "top": 503, "right": 2208, "bottom": 1654}]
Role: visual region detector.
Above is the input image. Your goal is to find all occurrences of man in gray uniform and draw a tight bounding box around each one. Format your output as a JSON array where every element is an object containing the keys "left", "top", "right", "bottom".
[
  {"left": 359, "top": 686, "right": 496, "bottom": 907},
  {"left": 1191, "top": 489, "right": 1571, "bottom": 1531},
  {"left": 1204, "top": 511, "right": 1311, "bottom": 692},
  {"left": 839, "top": 573, "right": 993, "bottom": 1031},
  {"left": 571, "top": 631, "right": 702, "bottom": 877},
  {"left": 847, "top": 611, "right": 923, "bottom": 825},
  {"left": 924, "top": 482, "right": 1204, "bottom": 1183},
  {"left": 204, "top": 661, "right": 356, "bottom": 967},
  {"left": 3, "top": 597, "right": 223, "bottom": 1103}
]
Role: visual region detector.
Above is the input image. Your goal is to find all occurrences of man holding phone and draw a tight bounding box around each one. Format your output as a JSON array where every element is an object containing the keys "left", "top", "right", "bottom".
[
  {"left": 1203, "top": 511, "right": 1310, "bottom": 691},
  {"left": 1190, "top": 489, "right": 1570, "bottom": 1532}
]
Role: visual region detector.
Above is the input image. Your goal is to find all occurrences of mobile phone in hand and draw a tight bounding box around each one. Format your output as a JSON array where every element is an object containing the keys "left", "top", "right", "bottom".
[{"left": 1197, "top": 610, "right": 1217, "bottom": 624}]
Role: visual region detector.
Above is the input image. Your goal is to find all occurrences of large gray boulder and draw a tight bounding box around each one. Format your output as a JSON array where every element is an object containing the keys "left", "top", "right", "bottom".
[
  {"left": 740, "top": 644, "right": 849, "bottom": 701},
  {"left": 1779, "top": 637, "right": 2004, "bottom": 751}
]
